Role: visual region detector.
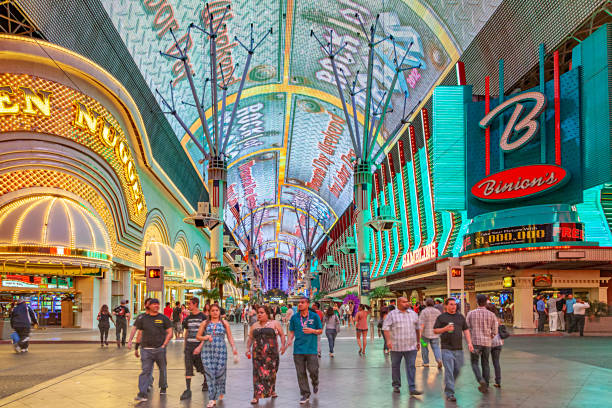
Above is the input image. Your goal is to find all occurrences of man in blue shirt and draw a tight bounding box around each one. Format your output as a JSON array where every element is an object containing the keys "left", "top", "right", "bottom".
[
  {"left": 287, "top": 297, "right": 322, "bottom": 405},
  {"left": 565, "top": 294, "right": 576, "bottom": 333},
  {"left": 536, "top": 295, "right": 547, "bottom": 332}
]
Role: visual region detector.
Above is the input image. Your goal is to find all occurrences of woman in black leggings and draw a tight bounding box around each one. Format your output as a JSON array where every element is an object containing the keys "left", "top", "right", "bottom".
[{"left": 97, "top": 304, "right": 114, "bottom": 347}]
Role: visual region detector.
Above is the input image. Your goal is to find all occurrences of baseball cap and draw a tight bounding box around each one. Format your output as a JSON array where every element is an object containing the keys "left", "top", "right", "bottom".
[{"left": 149, "top": 298, "right": 160, "bottom": 305}]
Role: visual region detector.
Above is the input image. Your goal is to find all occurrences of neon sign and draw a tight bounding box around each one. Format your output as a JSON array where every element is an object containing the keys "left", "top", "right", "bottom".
[
  {"left": 401, "top": 242, "right": 437, "bottom": 269},
  {"left": 0, "top": 74, "right": 146, "bottom": 217},
  {"left": 472, "top": 91, "right": 569, "bottom": 202}
]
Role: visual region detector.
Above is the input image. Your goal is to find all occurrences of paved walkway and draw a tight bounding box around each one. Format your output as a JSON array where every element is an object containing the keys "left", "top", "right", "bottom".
[{"left": 0, "top": 323, "right": 610, "bottom": 408}]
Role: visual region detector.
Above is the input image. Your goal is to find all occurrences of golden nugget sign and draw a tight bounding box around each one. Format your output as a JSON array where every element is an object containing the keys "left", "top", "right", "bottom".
[{"left": 0, "top": 73, "right": 145, "bottom": 216}]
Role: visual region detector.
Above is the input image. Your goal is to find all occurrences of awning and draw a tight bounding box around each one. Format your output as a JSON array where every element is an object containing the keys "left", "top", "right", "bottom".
[
  {"left": 0, "top": 195, "right": 112, "bottom": 269},
  {"left": 181, "top": 255, "right": 204, "bottom": 287},
  {"left": 146, "top": 242, "right": 206, "bottom": 285}
]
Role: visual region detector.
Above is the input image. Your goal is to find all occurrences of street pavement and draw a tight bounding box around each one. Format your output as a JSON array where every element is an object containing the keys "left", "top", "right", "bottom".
[{"left": 0, "top": 323, "right": 611, "bottom": 407}]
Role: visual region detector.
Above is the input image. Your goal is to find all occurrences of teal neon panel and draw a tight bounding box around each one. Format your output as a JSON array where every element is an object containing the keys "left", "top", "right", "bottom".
[
  {"left": 395, "top": 174, "right": 410, "bottom": 253},
  {"left": 405, "top": 162, "right": 422, "bottom": 250},
  {"left": 418, "top": 148, "right": 436, "bottom": 245},
  {"left": 432, "top": 86, "right": 472, "bottom": 211},
  {"left": 576, "top": 186, "right": 612, "bottom": 246}
]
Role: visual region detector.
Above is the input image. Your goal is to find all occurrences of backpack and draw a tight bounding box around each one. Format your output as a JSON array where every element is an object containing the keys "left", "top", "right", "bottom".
[{"left": 498, "top": 324, "right": 510, "bottom": 339}]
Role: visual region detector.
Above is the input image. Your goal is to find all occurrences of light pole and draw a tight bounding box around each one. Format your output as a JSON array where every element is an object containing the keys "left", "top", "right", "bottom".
[
  {"left": 157, "top": 7, "right": 272, "bottom": 271},
  {"left": 313, "top": 17, "right": 415, "bottom": 304}
]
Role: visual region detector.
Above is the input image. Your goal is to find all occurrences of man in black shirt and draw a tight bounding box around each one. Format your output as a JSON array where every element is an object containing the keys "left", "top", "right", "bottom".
[
  {"left": 113, "top": 300, "right": 131, "bottom": 347},
  {"left": 133, "top": 298, "right": 173, "bottom": 402},
  {"left": 172, "top": 301, "right": 183, "bottom": 339},
  {"left": 433, "top": 298, "right": 474, "bottom": 403},
  {"left": 180, "top": 297, "right": 208, "bottom": 400}
]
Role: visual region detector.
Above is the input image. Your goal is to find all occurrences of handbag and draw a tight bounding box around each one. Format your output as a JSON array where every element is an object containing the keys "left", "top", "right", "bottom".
[
  {"left": 498, "top": 324, "right": 510, "bottom": 339},
  {"left": 10, "top": 331, "right": 20, "bottom": 344}
]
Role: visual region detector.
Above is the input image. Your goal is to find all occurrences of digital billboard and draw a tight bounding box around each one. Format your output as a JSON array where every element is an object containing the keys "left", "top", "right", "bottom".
[{"left": 102, "top": 0, "right": 500, "bottom": 258}]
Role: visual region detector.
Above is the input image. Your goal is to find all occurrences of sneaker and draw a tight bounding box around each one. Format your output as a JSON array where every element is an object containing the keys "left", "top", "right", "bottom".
[
  {"left": 393, "top": 386, "right": 400, "bottom": 393},
  {"left": 160, "top": 388, "right": 167, "bottom": 394},
  {"left": 21, "top": 348, "right": 28, "bottom": 353},
  {"left": 409, "top": 390, "right": 423, "bottom": 396},
  {"left": 134, "top": 394, "right": 148, "bottom": 402},
  {"left": 313, "top": 385, "right": 318, "bottom": 394},
  {"left": 14, "top": 345, "right": 21, "bottom": 353},
  {"left": 299, "top": 396, "right": 310, "bottom": 404},
  {"left": 447, "top": 395, "right": 457, "bottom": 402},
  {"left": 180, "top": 389, "right": 192, "bottom": 400},
  {"left": 478, "top": 381, "right": 489, "bottom": 394}
]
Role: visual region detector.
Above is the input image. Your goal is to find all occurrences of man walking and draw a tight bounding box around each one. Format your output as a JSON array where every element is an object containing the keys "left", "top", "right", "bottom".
[
  {"left": 572, "top": 298, "right": 590, "bottom": 336},
  {"left": 466, "top": 294, "right": 498, "bottom": 394},
  {"left": 113, "top": 299, "right": 131, "bottom": 347},
  {"left": 434, "top": 298, "right": 473, "bottom": 402},
  {"left": 535, "top": 295, "right": 547, "bottom": 332},
  {"left": 10, "top": 297, "right": 38, "bottom": 353},
  {"left": 565, "top": 294, "right": 576, "bottom": 333},
  {"left": 287, "top": 297, "right": 322, "bottom": 404},
  {"left": 382, "top": 297, "right": 423, "bottom": 396},
  {"left": 180, "top": 297, "right": 208, "bottom": 400},
  {"left": 172, "top": 301, "right": 182, "bottom": 339},
  {"left": 547, "top": 295, "right": 559, "bottom": 332},
  {"left": 418, "top": 298, "right": 442, "bottom": 369},
  {"left": 133, "top": 298, "right": 173, "bottom": 402},
  {"left": 556, "top": 294, "right": 566, "bottom": 331}
]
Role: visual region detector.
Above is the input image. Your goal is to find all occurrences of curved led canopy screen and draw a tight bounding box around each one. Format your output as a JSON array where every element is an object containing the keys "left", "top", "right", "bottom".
[{"left": 102, "top": 0, "right": 499, "bottom": 261}]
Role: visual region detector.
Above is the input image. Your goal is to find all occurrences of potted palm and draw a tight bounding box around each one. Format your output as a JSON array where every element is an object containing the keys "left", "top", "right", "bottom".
[{"left": 206, "top": 265, "right": 237, "bottom": 301}]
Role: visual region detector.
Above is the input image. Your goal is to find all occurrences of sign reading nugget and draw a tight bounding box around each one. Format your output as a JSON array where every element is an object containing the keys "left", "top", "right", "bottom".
[{"left": 0, "top": 73, "right": 146, "bottom": 219}]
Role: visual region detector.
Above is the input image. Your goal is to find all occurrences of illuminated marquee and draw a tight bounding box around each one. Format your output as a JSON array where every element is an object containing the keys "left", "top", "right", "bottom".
[
  {"left": 401, "top": 242, "right": 438, "bottom": 269},
  {"left": 0, "top": 73, "right": 146, "bottom": 218}
]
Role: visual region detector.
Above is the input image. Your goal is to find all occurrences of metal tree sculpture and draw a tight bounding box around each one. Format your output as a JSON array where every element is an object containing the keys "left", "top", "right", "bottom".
[
  {"left": 157, "top": 4, "right": 272, "bottom": 273},
  {"left": 312, "top": 15, "right": 416, "bottom": 302}
]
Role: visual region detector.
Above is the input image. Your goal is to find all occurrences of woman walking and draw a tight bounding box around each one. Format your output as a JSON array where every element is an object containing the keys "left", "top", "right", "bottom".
[
  {"left": 196, "top": 304, "right": 239, "bottom": 407},
  {"left": 323, "top": 306, "right": 340, "bottom": 357},
  {"left": 486, "top": 304, "right": 504, "bottom": 388},
  {"left": 355, "top": 304, "right": 370, "bottom": 355},
  {"left": 97, "top": 304, "right": 114, "bottom": 347},
  {"left": 379, "top": 304, "right": 390, "bottom": 354},
  {"left": 245, "top": 305, "right": 286, "bottom": 404}
]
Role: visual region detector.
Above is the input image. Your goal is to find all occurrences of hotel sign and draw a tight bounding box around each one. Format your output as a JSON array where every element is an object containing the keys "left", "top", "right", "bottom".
[
  {"left": 401, "top": 242, "right": 438, "bottom": 269},
  {"left": 0, "top": 73, "right": 146, "bottom": 218}
]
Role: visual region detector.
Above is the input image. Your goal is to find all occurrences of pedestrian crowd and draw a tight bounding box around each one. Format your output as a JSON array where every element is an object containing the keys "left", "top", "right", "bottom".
[{"left": 4, "top": 291, "right": 593, "bottom": 406}]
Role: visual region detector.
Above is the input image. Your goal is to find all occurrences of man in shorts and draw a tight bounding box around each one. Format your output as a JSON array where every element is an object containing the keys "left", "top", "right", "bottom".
[{"left": 180, "top": 297, "right": 208, "bottom": 400}]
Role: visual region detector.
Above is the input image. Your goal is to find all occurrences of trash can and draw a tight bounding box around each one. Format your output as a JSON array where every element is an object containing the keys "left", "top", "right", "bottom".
[{"left": 0, "top": 318, "right": 12, "bottom": 340}]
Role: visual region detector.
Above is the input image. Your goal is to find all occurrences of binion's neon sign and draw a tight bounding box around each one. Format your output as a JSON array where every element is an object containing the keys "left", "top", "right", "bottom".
[{"left": 472, "top": 91, "right": 569, "bottom": 202}]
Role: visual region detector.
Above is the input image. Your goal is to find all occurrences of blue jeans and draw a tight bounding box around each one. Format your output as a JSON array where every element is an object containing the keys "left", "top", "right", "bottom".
[
  {"left": 325, "top": 329, "right": 337, "bottom": 353},
  {"left": 421, "top": 337, "right": 441, "bottom": 365},
  {"left": 390, "top": 350, "right": 417, "bottom": 391},
  {"left": 442, "top": 349, "right": 464, "bottom": 396},
  {"left": 138, "top": 348, "right": 167, "bottom": 395},
  {"left": 470, "top": 345, "right": 491, "bottom": 384}
]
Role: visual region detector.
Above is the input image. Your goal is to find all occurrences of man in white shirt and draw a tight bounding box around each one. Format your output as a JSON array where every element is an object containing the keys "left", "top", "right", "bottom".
[
  {"left": 572, "top": 298, "right": 590, "bottom": 337},
  {"left": 546, "top": 295, "right": 559, "bottom": 332},
  {"left": 382, "top": 297, "right": 422, "bottom": 395}
]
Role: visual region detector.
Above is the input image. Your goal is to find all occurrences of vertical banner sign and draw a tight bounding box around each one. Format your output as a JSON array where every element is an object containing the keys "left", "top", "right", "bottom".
[
  {"left": 447, "top": 266, "right": 464, "bottom": 291},
  {"left": 146, "top": 266, "right": 164, "bottom": 292},
  {"left": 360, "top": 262, "right": 371, "bottom": 292}
]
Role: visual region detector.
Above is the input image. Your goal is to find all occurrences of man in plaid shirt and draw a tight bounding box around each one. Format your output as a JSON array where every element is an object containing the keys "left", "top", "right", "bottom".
[
  {"left": 418, "top": 298, "right": 442, "bottom": 369},
  {"left": 382, "top": 297, "right": 423, "bottom": 395},
  {"left": 466, "top": 294, "right": 498, "bottom": 393}
]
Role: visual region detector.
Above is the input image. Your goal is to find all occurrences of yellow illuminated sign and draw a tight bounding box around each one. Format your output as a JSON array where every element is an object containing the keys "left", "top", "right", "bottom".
[{"left": 0, "top": 73, "right": 146, "bottom": 219}]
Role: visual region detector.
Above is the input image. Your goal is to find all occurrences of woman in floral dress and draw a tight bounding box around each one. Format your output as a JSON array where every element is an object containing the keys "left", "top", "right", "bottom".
[
  {"left": 245, "top": 305, "right": 286, "bottom": 404},
  {"left": 196, "top": 304, "right": 238, "bottom": 408}
]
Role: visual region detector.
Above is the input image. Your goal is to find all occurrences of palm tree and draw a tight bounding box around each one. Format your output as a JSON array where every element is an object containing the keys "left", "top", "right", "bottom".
[
  {"left": 206, "top": 265, "right": 237, "bottom": 300},
  {"left": 197, "top": 287, "right": 220, "bottom": 302},
  {"left": 238, "top": 280, "right": 251, "bottom": 298}
]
